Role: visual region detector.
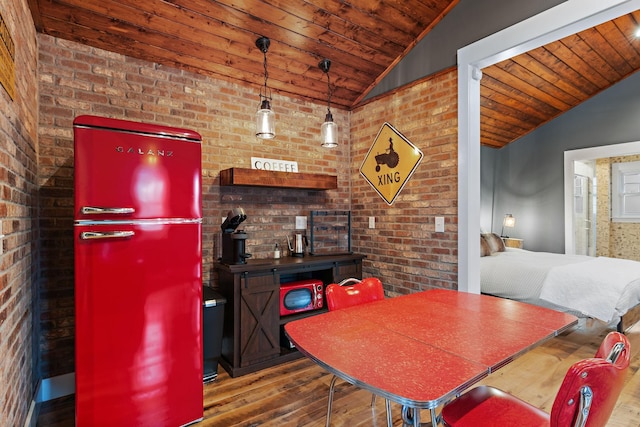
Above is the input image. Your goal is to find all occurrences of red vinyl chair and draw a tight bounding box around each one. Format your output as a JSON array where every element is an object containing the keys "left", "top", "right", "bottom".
[
  {"left": 324, "top": 278, "right": 391, "bottom": 427},
  {"left": 325, "top": 277, "right": 385, "bottom": 311},
  {"left": 440, "top": 331, "right": 630, "bottom": 427}
]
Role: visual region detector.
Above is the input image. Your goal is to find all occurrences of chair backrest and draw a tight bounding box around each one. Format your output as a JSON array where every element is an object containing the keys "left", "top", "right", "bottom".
[
  {"left": 325, "top": 277, "right": 385, "bottom": 311},
  {"left": 594, "top": 331, "right": 628, "bottom": 362},
  {"left": 550, "top": 332, "right": 630, "bottom": 427}
]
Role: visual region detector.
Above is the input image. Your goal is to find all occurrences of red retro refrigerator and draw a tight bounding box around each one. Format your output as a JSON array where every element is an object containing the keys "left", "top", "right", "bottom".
[{"left": 73, "top": 115, "right": 203, "bottom": 426}]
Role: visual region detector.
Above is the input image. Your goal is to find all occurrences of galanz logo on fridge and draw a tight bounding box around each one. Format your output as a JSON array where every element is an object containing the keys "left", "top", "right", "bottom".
[{"left": 115, "top": 146, "right": 174, "bottom": 156}]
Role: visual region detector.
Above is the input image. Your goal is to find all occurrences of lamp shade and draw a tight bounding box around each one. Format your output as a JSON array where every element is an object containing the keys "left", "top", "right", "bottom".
[
  {"left": 256, "top": 100, "right": 275, "bottom": 139},
  {"left": 501, "top": 214, "right": 515, "bottom": 237},
  {"left": 503, "top": 214, "right": 515, "bottom": 228},
  {"left": 318, "top": 58, "right": 337, "bottom": 148},
  {"left": 321, "top": 112, "right": 338, "bottom": 148},
  {"left": 255, "top": 36, "right": 275, "bottom": 139}
]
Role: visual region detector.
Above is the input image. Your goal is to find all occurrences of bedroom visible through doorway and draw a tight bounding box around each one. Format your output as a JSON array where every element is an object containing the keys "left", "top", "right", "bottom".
[{"left": 564, "top": 140, "right": 640, "bottom": 256}]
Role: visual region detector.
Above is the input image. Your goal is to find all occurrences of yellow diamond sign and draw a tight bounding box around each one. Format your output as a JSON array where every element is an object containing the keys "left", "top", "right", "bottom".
[{"left": 360, "top": 123, "right": 423, "bottom": 205}]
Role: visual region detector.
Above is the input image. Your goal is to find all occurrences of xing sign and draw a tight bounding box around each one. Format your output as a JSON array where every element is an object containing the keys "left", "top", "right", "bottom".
[{"left": 360, "top": 123, "right": 423, "bottom": 205}]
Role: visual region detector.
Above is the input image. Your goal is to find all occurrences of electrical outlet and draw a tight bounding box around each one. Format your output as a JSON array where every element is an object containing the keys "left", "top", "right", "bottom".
[
  {"left": 295, "top": 216, "right": 307, "bottom": 230},
  {"left": 368, "top": 217, "right": 375, "bottom": 229},
  {"left": 435, "top": 217, "right": 445, "bottom": 232}
]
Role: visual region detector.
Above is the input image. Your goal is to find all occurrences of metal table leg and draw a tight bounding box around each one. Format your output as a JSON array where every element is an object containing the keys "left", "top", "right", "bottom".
[{"left": 401, "top": 406, "right": 438, "bottom": 427}]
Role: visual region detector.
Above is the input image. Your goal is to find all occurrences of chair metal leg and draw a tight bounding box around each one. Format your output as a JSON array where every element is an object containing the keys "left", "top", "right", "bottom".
[
  {"left": 326, "top": 375, "right": 339, "bottom": 427},
  {"left": 371, "top": 393, "right": 392, "bottom": 426}
]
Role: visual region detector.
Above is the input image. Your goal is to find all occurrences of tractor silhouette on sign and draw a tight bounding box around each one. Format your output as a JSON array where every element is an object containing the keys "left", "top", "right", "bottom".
[{"left": 375, "top": 137, "right": 400, "bottom": 172}]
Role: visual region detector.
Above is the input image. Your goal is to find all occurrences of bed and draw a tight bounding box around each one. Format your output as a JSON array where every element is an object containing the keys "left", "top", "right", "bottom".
[{"left": 479, "top": 233, "right": 640, "bottom": 332}]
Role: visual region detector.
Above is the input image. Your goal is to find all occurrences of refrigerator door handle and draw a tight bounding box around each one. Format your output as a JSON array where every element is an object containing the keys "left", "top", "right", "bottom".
[
  {"left": 80, "top": 231, "right": 135, "bottom": 240},
  {"left": 81, "top": 206, "right": 135, "bottom": 215}
]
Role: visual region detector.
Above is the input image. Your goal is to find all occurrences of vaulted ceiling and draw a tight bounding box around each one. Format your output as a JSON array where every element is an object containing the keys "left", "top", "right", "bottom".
[
  {"left": 481, "top": 10, "right": 640, "bottom": 148},
  {"left": 27, "top": 1, "right": 640, "bottom": 148}
]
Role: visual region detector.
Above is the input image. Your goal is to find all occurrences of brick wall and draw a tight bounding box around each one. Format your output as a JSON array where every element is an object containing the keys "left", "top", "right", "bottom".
[
  {"left": 36, "top": 34, "right": 351, "bottom": 377},
  {"left": 35, "top": 25, "right": 461, "bottom": 382},
  {"left": 350, "top": 69, "right": 458, "bottom": 295},
  {"left": 0, "top": 0, "right": 38, "bottom": 425}
]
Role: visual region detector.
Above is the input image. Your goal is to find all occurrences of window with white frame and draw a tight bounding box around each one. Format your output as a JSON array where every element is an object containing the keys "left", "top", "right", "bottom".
[{"left": 612, "top": 161, "right": 640, "bottom": 222}]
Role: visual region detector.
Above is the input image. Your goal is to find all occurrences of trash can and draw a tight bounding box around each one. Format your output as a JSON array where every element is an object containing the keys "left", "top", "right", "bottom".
[{"left": 203, "top": 287, "right": 226, "bottom": 383}]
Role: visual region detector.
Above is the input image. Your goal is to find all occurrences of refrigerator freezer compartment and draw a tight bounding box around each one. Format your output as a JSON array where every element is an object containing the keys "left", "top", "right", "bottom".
[{"left": 74, "top": 118, "right": 202, "bottom": 222}]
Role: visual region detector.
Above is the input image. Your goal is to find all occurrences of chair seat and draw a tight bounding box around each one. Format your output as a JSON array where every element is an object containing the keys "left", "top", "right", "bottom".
[{"left": 441, "top": 385, "right": 550, "bottom": 427}]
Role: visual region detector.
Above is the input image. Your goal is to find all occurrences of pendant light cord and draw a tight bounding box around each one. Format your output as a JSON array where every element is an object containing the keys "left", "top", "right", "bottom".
[
  {"left": 261, "top": 47, "right": 271, "bottom": 102},
  {"left": 326, "top": 71, "right": 332, "bottom": 115}
]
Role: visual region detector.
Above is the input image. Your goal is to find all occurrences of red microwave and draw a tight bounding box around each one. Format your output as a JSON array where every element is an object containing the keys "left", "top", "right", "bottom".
[{"left": 279, "top": 279, "right": 324, "bottom": 316}]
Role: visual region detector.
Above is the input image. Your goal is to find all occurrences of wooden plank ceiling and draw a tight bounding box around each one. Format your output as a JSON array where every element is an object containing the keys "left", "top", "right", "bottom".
[
  {"left": 27, "top": 1, "right": 640, "bottom": 148},
  {"left": 27, "top": 0, "right": 459, "bottom": 110},
  {"left": 481, "top": 10, "right": 640, "bottom": 148}
]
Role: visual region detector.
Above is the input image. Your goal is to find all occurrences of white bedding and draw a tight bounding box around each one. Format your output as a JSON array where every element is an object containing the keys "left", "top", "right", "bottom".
[{"left": 480, "top": 248, "right": 640, "bottom": 326}]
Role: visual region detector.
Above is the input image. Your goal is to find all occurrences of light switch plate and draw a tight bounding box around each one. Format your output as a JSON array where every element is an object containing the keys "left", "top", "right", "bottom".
[
  {"left": 295, "top": 216, "right": 307, "bottom": 230},
  {"left": 435, "top": 217, "right": 445, "bottom": 232},
  {"left": 368, "top": 217, "right": 375, "bottom": 229}
]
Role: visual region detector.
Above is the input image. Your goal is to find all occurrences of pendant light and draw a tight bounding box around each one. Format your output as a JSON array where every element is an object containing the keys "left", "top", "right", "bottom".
[
  {"left": 319, "top": 59, "right": 338, "bottom": 148},
  {"left": 255, "top": 36, "right": 275, "bottom": 139}
]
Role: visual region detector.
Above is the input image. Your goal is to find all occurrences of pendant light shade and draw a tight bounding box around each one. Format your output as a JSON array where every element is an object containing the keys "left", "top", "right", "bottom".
[
  {"left": 320, "top": 112, "right": 338, "bottom": 148},
  {"left": 255, "top": 36, "right": 275, "bottom": 139},
  {"left": 319, "top": 59, "right": 337, "bottom": 148},
  {"left": 256, "top": 99, "right": 275, "bottom": 139}
]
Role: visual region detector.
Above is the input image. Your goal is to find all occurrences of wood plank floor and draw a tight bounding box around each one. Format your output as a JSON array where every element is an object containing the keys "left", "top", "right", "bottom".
[{"left": 37, "top": 319, "right": 640, "bottom": 426}]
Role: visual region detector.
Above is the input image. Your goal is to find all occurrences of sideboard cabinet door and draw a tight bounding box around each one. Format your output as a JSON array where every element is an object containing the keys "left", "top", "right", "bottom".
[{"left": 239, "top": 271, "right": 280, "bottom": 367}]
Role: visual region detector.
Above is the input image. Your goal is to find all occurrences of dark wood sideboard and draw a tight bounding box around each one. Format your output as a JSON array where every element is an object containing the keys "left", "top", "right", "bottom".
[{"left": 215, "top": 253, "right": 364, "bottom": 377}]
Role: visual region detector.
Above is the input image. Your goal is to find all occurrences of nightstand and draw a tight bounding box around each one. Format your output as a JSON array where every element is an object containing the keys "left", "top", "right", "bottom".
[{"left": 502, "top": 237, "right": 523, "bottom": 249}]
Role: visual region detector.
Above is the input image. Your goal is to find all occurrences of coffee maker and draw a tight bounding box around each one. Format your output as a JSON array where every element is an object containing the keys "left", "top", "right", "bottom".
[{"left": 221, "top": 208, "right": 251, "bottom": 264}]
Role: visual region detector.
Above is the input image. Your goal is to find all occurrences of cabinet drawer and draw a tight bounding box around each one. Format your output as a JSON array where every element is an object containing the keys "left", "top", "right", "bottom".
[{"left": 240, "top": 271, "right": 279, "bottom": 290}]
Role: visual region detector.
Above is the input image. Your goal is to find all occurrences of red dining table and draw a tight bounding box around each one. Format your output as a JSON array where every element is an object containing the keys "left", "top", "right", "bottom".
[{"left": 284, "top": 289, "right": 578, "bottom": 426}]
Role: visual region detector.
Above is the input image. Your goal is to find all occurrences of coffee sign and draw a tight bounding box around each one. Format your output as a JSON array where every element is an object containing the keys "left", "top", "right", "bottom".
[{"left": 251, "top": 157, "right": 298, "bottom": 173}]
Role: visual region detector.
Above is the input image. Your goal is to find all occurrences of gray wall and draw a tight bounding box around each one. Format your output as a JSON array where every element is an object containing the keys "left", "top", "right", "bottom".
[
  {"left": 482, "top": 71, "right": 640, "bottom": 253},
  {"left": 481, "top": 145, "right": 498, "bottom": 233}
]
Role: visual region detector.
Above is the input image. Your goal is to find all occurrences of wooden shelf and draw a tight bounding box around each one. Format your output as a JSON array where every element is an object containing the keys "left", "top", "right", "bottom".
[{"left": 219, "top": 168, "right": 337, "bottom": 190}]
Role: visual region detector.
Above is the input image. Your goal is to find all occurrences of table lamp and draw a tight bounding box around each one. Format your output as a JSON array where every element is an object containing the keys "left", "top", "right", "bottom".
[{"left": 501, "top": 214, "right": 515, "bottom": 237}]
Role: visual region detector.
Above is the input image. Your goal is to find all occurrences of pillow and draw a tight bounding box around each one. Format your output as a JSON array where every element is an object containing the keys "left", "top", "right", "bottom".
[
  {"left": 482, "top": 232, "right": 505, "bottom": 253},
  {"left": 480, "top": 235, "right": 491, "bottom": 257}
]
